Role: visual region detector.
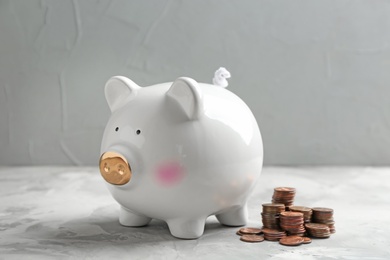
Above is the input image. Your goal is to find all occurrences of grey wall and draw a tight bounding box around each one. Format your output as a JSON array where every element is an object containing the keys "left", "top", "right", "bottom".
[{"left": 1, "top": 0, "right": 390, "bottom": 166}]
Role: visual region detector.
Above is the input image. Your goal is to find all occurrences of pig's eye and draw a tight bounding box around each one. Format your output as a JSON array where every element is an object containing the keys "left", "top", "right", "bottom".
[
  {"left": 136, "top": 129, "right": 141, "bottom": 135},
  {"left": 115, "top": 127, "right": 119, "bottom": 132}
]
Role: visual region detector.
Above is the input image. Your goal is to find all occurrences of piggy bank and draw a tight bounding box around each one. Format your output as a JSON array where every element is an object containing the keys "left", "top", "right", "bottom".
[{"left": 99, "top": 73, "right": 263, "bottom": 239}]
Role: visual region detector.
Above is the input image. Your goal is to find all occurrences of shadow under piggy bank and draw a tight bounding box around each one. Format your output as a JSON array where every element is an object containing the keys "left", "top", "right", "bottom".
[
  {"left": 18, "top": 213, "right": 237, "bottom": 257},
  {"left": 56, "top": 217, "right": 230, "bottom": 244}
]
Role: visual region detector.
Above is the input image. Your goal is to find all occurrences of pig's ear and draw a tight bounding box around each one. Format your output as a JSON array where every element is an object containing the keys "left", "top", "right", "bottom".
[
  {"left": 105, "top": 76, "right": 140, "bottom": 112},
  {"left": 166, "top": 77, "right": 203, "bottom": 120}
]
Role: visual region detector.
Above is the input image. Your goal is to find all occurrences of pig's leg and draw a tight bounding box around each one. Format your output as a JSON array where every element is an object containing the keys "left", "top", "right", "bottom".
[
  {"left": 216, "top": 204, "right": 247, "bottom": 226},
  {"left": 167, "top": 217, "right": 206, "bottom": 239},
  {"left": 119, "top": 206, "right": 152, "bottom": 227}
]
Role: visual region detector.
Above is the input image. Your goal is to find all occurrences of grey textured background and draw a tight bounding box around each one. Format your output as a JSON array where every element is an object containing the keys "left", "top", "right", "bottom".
[{"left": 1, "top": 0, "right": 390, "bottom": 166}]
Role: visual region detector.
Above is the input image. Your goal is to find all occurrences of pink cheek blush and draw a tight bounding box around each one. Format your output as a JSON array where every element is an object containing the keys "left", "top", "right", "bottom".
[{"left": 155, "top": 162, "right": 184, "bottom": 186}]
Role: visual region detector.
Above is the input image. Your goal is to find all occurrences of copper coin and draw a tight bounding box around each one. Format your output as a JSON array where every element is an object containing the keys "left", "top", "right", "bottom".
[
  {"left": 281, "top": 226, "right": 305, "bottom": 231},
  {"left": 274, "top": 187, "right": 296, "bottom": 192},
  {"left": 280, "top": 211, "right": 304, "bottom": 218},
  {"left": 239, "top": 227, "right": 262, "bottom": 235},
  {"left": 236, "top": 231, "right": 244, "bottom": 236},
  {"left": 262, "top": 203, "right": 285, "bottom": 213},
  {"left": 312, "top": 207, "right": 333, "bottom": 212},
  {"left": 262, "top": 203, "right": 285, "bottom": 208},
  {"left": 261, "top": 228, "right": 285, "bottom": 234},
  {"left": 305, "top": 223, "right": 329, "bottom": 230},
  {"left": 289, "top": 206, "right": 312, "bottom": 212},
  {"left": 302, "top": 237, "right": 312, "bottom": 244},
  {"left": 310, "top": 233, "right": 331, "bottom": 238},
  {"left": 279, "top": 236, "right": 304, "bottom": 246},
  {"left": 240, "top": 234, "right": 264, "bottom": 243},
  {"left": 291, "top": 233, "right": 306, "bottom": 237}
]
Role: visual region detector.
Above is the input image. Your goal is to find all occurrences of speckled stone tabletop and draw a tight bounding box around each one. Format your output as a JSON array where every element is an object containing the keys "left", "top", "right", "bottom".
[{"left": 0, "top": 167, "right": 389, "bottom": 259}]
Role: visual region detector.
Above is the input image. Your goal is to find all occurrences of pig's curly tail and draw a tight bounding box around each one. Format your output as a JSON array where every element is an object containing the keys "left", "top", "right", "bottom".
[{"left": 213, "top": 67, "right": 231, "bottom": 88}]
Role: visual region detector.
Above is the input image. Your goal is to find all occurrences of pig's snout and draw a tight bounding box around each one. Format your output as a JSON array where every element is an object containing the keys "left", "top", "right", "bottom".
[{"left": 99, "top": 151, "right": 132, "bottom": 185}]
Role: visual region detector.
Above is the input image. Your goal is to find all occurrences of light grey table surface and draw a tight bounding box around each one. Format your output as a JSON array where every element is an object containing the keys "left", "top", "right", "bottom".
[{"left": 0, "top": 167, "right": 388, "bottom": 260}]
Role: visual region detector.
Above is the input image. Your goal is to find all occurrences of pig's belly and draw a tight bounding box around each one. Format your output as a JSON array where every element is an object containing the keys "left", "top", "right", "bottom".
[{"left": 107, "top": 158, "right": 262, "bottom": 220}]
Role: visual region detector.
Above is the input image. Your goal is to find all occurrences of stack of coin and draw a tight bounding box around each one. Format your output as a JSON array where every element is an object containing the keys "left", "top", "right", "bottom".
[
  {"left": 305, "top": 223, "right": 331, "bottom": 238},
  {"left": 312, "top": 207, "right": 335, "bottom": 233},
  {"left": 237, "top": 187, "right": 337, "bottom": 245},
  {"left": 261, "top": 203, "right": 285, "bottom": 229},
  {"left": 236, "top": 227, "right": 265, "bottom": 243},
  {"left": 261, "top": 228, "right": 287, "bottom": 241},
  {"left": 279, "top": 211, "right": 306, "bottom": 236},
  {"left": 327, "top": 223, "right": 336, "bottom": 234},
  {"left": 289, "top": 206, "right": 313, "bottom": 223},
  {"left": 272, "top": 187, "right": 296, "bottom": 208}
]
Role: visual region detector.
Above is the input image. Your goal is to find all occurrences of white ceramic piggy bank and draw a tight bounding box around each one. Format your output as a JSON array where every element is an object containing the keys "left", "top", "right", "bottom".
[{"left": 99, "top": 73, "right": 263, "bottom": 239}]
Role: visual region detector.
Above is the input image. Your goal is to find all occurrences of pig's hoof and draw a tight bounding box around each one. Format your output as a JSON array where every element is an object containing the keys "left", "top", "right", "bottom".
[
  {"left": 216, "top": 204, "right": 247, "bottom": 226},
  {"left": 167, "top": 218, "right": 206, "bottom": 239},
  {"left": 119, "top": 207, "right": 152, "bottom": 227}
]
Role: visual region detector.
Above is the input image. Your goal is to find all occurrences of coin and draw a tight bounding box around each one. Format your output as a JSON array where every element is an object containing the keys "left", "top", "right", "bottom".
[
  {"left": 261, "top": 213, "right": 280, "bottom": 229},
  {"left": 280, "top": 211, "right": 303, "bottom": 218},
  {"left": 311, "top": 207, "right": 335, "bottom": 233},
  {"left": 261, "top": 228, "right": 285, "bottom": 234},
  {"left": 312, "top": 207, "right": 333, "bottom": 213},
  {"left": 240, "top": 234, "right": 265, "bottom": 243},
  {"left": 289, "top": 206, "right": 312, "bottom": 212},
  {"left": 262, "top": 203, "right": 285, "bottom": 214},
  {"left": 328, "top": 224, "right": 336, "bottom": 234},
  {"left": 279, "top": 236, "right": 304, "bottom": 246},
  {"left": 280, "top": 211, "right": 305, "bottom": 236},
  {"left": 272, "top": 187, "right": 296, "bottom": 207},
  {"left": 239, "top": 227, "right": 262, "bottom": 235},
  {"left": 274, "top": 187, "right": 296, "bottom": 193},
  {"left": 305, "top": 223, "right": 331, "bottom": 238},
  {"left": 262, "top": 228, "right": 287, "bottom": 241},
  {"left": 305, "top": 223, "right": 328, "bottom": 229},
  {"left": 257, "top": 186, "right": 335, "bottom": 245},
  {"left": 312, "top": 208, "right": 334, "bottom": 221},
  {"left": 289, "top": 206, "right": 313, "bottom": 222},
  {"left": 261, "top": 203, "right": 285, "bottom": 229},
  {"left": 236, "top": 231, "right": 244, "bottom": 236}
]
